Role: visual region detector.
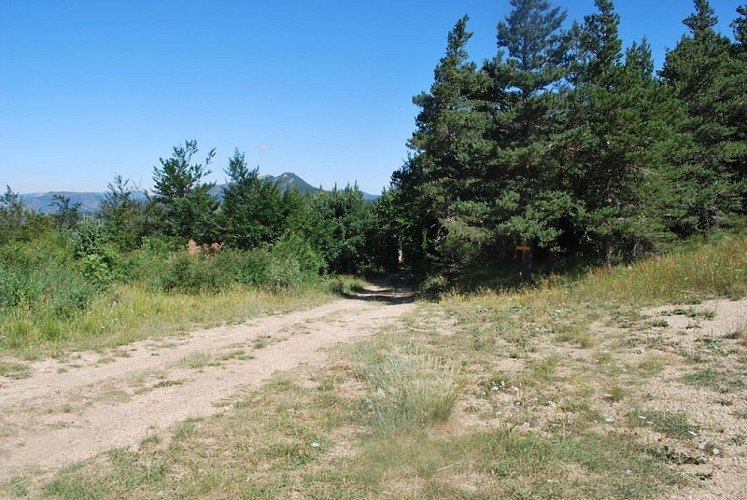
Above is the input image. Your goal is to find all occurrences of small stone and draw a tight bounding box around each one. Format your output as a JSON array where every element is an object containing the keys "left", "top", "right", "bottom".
[
  {"left": 604, "top": 416, "right": 616, "bottom": 423},
  {"left": 623, "top": 469, "right": 633, "bottom": 476},
  {"left": 712, "top": 448, "right": 720, "bottom": 455},
  {"left": 310, "top": 442, "right": 320, "bottom": 448}
]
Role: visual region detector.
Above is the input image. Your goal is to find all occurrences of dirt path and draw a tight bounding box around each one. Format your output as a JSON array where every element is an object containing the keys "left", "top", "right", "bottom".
[{"left": 0, "top": 281, "right": 415, "bottom": 480}]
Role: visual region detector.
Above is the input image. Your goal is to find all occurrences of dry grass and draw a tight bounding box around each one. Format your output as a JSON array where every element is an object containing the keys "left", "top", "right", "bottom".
[
  {"left": 1, "top": 281, "right": 338, "bottom": 360},
  {"left": 5, "top": 233, "right": 746, "bottom": 498}
]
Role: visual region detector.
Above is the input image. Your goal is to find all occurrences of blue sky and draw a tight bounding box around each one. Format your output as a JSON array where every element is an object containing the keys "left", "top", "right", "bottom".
[{"left": 1, "top": 0, "right": 742, "bottom": 194}]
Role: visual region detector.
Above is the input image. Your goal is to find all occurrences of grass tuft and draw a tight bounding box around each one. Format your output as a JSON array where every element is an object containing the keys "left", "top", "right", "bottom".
[
  {"left": 680, "top": 368, "right": 746, "bottom": 393},
  {"left": 629, "top": 409, "right": 698, "bottom": 439},
  {"left": 0, "top": 360, "right": 30, "bottom": 379},
  {"left": 352, "top": 341, "right": 463, "bottom": 435}
]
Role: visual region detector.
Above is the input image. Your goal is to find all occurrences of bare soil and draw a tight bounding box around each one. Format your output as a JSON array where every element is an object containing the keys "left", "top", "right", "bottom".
[{"left": 0, "top": 281, "right": 414, "bottom": 480}]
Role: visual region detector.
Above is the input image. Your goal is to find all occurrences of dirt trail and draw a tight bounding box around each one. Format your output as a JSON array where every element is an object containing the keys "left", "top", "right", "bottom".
[{"left": 0, "top": 281, "right": 415, "bottom": 480}]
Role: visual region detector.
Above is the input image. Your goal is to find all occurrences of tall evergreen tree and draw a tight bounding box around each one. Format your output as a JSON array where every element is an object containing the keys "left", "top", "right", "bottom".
[
  {"left": 733, "top": 5, "right": 747, "bottom": 46},
  {"left": 486, "top": 0, "right": 574, "bottom": 279},
  {"left": 564, "top": 1, "right": 684, "bottom": 265},
  {"left": 151, "top": 140, "right": 218, "bottom": 242},
  {"left": 730, "top": 5, "right": 747, "bottom": 205},
  {"left": 219, "top": 149, "right": 285, "bottom": 249},
  {"left": 393, "top": 15, "right": 491, "bottom": 274},
  {"left": 661, "top": 0, "right": 743, "bottom": 229}
]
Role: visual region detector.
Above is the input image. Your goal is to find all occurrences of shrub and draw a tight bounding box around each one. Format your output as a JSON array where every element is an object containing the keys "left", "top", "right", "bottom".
[
  {"left": 72, "top": 219, "right": 129, "bottom": 287},
  {"left": 263, "top": 234, "right": 325, "bottom": 292},
  {"left": 158, "top": 253, "right": 231, "bottom": 293},
  {"left": 0, "top": 263, "right": 95, "bottom": 317},
  {"left": 416, "top": 275, "right": 449, "bottom": 301},
  {"left": 212, "top": 249, "right": 273, "bottom": 286}
]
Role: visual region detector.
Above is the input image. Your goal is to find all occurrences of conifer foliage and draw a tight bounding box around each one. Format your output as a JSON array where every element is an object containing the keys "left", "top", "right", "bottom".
[{"left": 391, "top": 0, "right": 746, "bottom": 280}]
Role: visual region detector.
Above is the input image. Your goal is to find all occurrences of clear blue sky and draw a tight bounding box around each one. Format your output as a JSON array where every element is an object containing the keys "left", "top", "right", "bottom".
[{"left": 1, "top": 0, "right": 742, "bottom": 194}]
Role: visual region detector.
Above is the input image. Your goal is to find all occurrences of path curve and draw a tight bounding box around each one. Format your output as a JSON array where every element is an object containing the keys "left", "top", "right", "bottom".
[{"left": 0, "top": 281, "right": 414, "bottom": 480}]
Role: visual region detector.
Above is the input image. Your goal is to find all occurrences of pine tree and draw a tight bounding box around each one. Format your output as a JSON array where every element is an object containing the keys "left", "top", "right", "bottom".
[
  {"left": 219, "top": 149, "right": 285, "bottom": 249},
  {"left": 661, "top": 0, "right": 743, "bottom": 230},
  {"left": 151, "top": 140, "right": 218, "bottom": 242},
  {"left": 564, "top": 1, "right": 684, "bottom": 265},
  {"left": 393, "top": 15, "right": 491, "bottom": 275},
  {"left": 730, "top": 5, "right": 747, "bottom": 206},
  {"left": 487, "top": 0, "right": 574, "bottom": 279},
  {"left": 733, "top": 5, "right": 747, "bottom": 46}
]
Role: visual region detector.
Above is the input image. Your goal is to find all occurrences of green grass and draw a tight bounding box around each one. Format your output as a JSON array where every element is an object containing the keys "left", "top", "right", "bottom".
[
  {"left": 174, "top": 352, "right": 221, "bottom": 370},
  {"left": 20, "top": 233, "right": 747, "bottom": 498},
  {"left": 629, "top": 409, "right": 698, "bottom": 439},
  {"left": 0, "top": 280, "right": 339, "bottom": 359},
  {"left": 681, "top": 368, "right": 747, "bottom": 393},
  {"left": 569, "top": 234, "right": 747, "bottom": 305},
  {"left": 350, "top": 333, "right": 464, "bottom": 435}
]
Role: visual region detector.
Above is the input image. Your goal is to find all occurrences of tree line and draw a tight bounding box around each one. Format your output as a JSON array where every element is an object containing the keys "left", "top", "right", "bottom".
[
  {"left": 387, "top": 0, "right": 746, "bottom": 283},
  {"left": 3, "top": 0, "right": 745, "bottom": 291},
  {"left": 2, "top": 140, "right": 397, "bottom": 295}
]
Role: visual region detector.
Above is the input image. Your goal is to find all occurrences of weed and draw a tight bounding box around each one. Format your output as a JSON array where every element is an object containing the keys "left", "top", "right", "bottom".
[
  {"left": 0, "top": 360, "right": 30, "bottom": 379},
  {"left": 648, "top": 319, "right": 669, "bottom": 328},
  {"left": 480, "top": 372, "right": 516, "bottom": 395},
  {"left": 2, "top": 476, "right": 28, "bottom": 498},
  {"left": 140, "top": 428, "right": 162, "bottom": 447},
  {"left": 630, "top": 409, "right": 697, "bottom": 439},
  {"left": 252, "top": 335, "right": 271, "bottom": 349},
  {"left": 646, "top": 445, "right": 705, "bottom": 465},
  {"left": 681, "top": 368, "right": 746, "bottom": 393},
  {"left": 604, "top": 386, "right": 626, "bottom": 403},
  {"left": 670, "top": 307, "right": 716, "bottom": 320},
  {"left": 352, "top": 341, "right": 463, "bottom": 435},
  {"left": 555, "top": 324, "right": 596, "bottom": 348},
  {"left": 637, "top": 355, "right": 668, "bottom": 377},
  {"left": 152, "top": 379, "right": 183, "bottom": 389},
  {"left": 175, "top": 352, "right": 219, "bottom": 370}
]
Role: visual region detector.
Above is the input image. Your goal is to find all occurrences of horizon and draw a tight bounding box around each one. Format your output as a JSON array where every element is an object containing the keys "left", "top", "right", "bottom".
[
  {"left": 15, "top": 171, "right": 377, "bottom": 196},
  {"left": 2, "top": 0, "right": 743, "bottom": 194}
]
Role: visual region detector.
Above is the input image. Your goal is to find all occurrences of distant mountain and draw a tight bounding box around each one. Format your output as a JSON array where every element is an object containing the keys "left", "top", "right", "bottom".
[
  {"left": 20, "top": 172, "right": 379, "bottom": 214},
  {"left": 266, "top": 172, "right": 320, "bottom": 194},
  {"left": 19, "top": 191, "right": 107, "bottom": 214}
]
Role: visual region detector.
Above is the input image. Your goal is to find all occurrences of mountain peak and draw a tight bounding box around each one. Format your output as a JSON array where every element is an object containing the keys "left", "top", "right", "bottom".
[{"left": 19, "top": 172, "right": 378, "bottom": 213}]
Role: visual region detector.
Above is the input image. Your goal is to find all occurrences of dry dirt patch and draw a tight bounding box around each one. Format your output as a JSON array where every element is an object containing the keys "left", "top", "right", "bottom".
[{"left": 0, "top": 282, "right": 414, "bottom": 480}]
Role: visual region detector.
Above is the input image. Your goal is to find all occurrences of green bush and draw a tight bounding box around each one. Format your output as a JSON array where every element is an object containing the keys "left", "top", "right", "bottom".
[
  {"left": 416, "top": 275, "right": 449, "bottom": 301},
  {"left": 70, "top": 220, "right": 130, "bottom": 288},
  {"left": 0, "top": 230, "right": 74, "bottom": 271},
  {"left": 157, "top": 253, "right": 231, "bottom": 293},
  {"left": 264, "top": 234, "right": 325, "bottom": 291},
  {"left": 212, "top": 249, "right": 273, "bottom": 286},
  {"left": 0, "top": 263, "right": 95, "bottom": 317}
]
